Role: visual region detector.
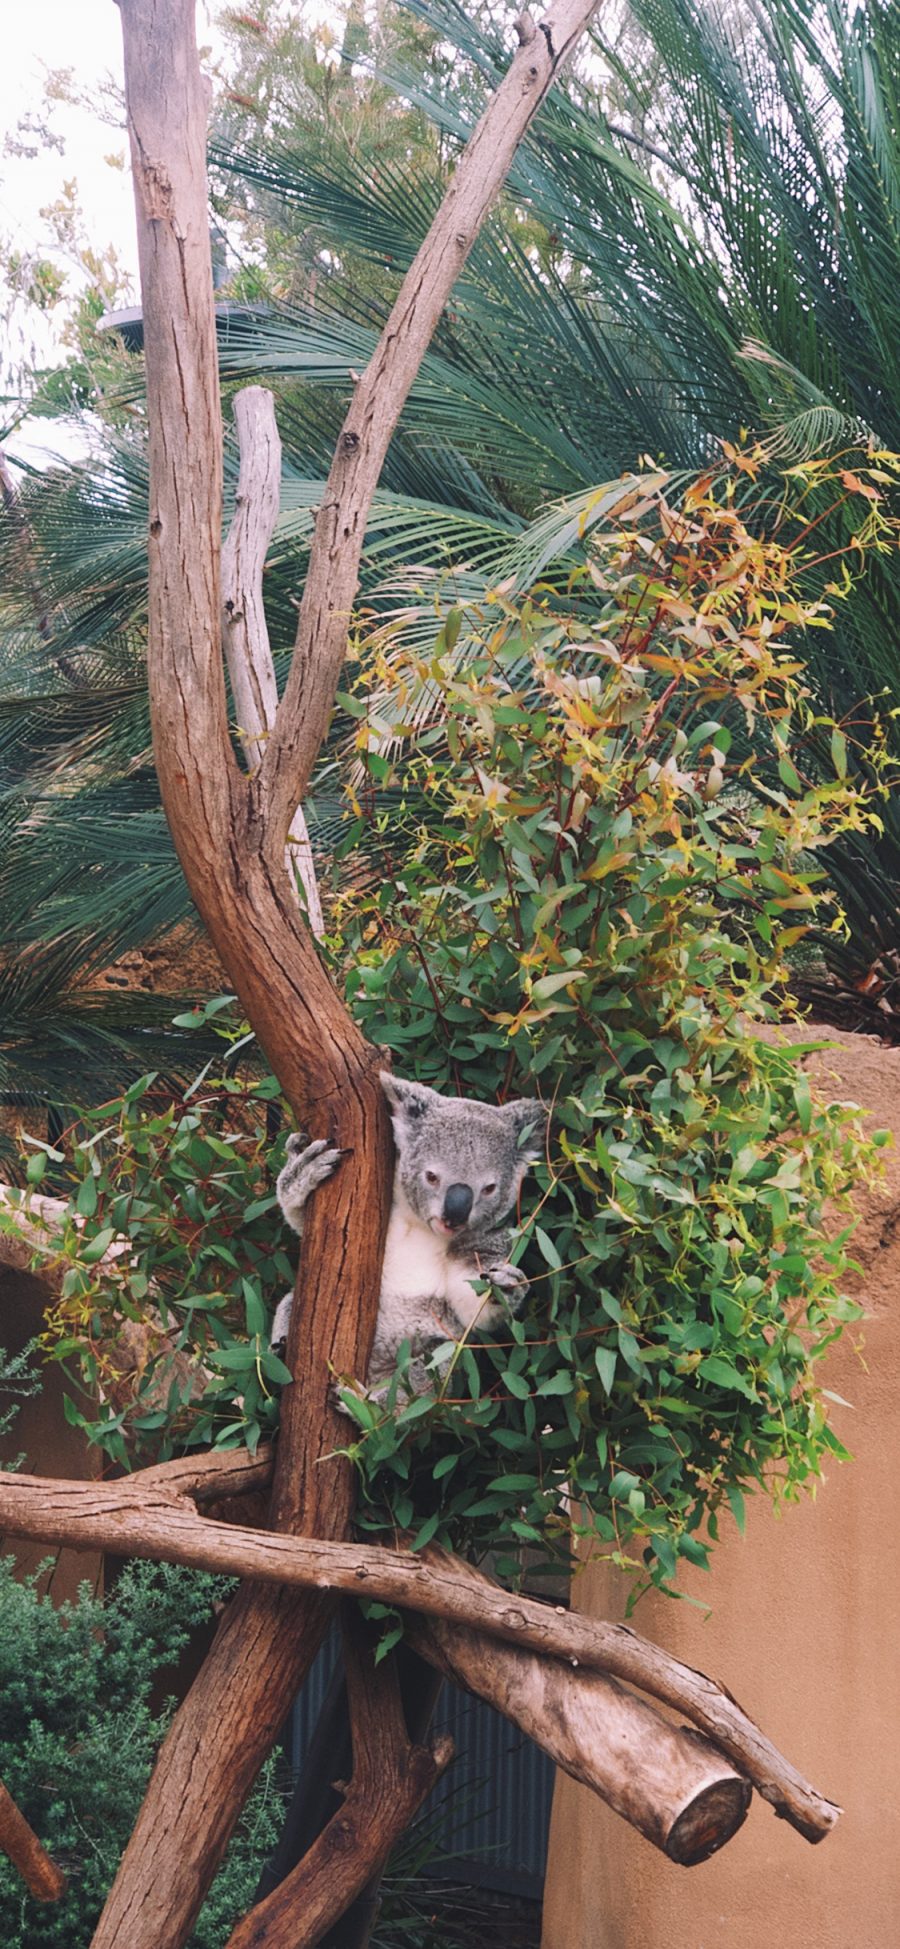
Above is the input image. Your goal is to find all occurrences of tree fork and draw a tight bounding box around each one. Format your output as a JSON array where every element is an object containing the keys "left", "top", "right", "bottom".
[{"left": 97, "top": 5, "right": 391, "bottom": 1944}]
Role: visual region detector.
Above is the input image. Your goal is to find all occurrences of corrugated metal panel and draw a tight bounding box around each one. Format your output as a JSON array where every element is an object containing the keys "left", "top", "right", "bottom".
[{"left": 289, "top": 1626, "right": 553, "bottom": 1894}]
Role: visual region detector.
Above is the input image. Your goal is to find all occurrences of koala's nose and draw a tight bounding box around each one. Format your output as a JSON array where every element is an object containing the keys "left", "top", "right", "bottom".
[{"left": 443, "top": 1182, "right": 474, "bottom": 1229}]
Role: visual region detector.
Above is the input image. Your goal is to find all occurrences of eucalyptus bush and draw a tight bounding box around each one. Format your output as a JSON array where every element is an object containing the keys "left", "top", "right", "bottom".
[{"left": 6, "top": 467, "right": 890, "bottom": 1595}]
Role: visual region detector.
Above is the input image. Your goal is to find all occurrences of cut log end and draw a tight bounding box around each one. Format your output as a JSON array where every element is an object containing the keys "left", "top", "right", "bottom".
[{"left": 665, "top": 1775, "right": 752, "bottom": 1867}]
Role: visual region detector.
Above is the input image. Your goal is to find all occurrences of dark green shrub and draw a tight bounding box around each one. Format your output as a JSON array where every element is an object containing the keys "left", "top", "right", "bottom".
[{"left": 0, "top": 1557, "right": 286, "bottom": 1947}]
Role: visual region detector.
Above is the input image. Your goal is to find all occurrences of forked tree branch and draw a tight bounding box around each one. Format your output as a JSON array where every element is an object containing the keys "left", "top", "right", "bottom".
[
  {"left": 82, "top": 2, "right": 608, "bottom": 1943},
  {"left": 257, "top": 0, "right": 609, "bottom": 850}
]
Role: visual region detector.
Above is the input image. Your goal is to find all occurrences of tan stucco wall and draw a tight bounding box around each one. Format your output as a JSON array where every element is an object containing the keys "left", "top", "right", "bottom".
[
  {"left": 542, "top": 1028, "right": 900, "bottom": 1949},
  {"left": 0, "top": 1254, "right": 102, "bottom": 1602}
]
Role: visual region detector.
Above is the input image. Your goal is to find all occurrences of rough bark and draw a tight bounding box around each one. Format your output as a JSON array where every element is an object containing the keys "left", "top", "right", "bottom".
[
  {"left": 0, "top": 1779, "right": 67, "bottom": 1903},
  {"left": 405, "top": 1616, "right": 750, "bottom": 1866},
  {"left": 97, "top": 7, "right": 391, "bottom": 1944},
  {"left": 222, "top": 386, "right": 324, "bottom": 934},
  {"left": 0, "top": 1457, "right": 839, "bottom": 1843}
]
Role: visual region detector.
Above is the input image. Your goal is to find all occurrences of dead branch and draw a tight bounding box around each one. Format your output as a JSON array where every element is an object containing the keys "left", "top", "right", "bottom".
[
  {"left": 0, "top": 1778, "right": 67, "bottom": 1904},
  {"left": 222, "top": 386, "right": 324, "bottom": 934},
  {"left": 0, "top": 1455, "right": 838, "bottom": 1843},
  {"left": 225, "top": 1605, "right": 453, "bottom": 1948}
]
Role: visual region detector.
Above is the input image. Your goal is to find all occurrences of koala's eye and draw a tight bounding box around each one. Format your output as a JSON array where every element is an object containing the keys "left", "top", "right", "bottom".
[
  {"left": 424, "top": 1169, "right": 439, "bottom": 1188},
  {"left": 482, "top": 1181, "right": 498, "bottom": 1197}
]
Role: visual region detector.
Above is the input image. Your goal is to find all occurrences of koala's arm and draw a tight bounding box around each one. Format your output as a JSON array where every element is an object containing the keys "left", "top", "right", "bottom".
[
  {"left": 276, "top": 1135, "right": 343, "bottom": 1234},
  {"left": 450, "top": 1224, "right": 528, "bottom": 1300},
  {"left": 271, "top": 1135, "right": 343, "bottom": 1347}
]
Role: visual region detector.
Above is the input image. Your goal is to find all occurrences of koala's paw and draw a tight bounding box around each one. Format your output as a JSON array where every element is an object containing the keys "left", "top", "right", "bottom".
[
  {"left": 490, "top": 1260, "right": 529, "bottom": 1298},
  {"left": 329, "top": 1375, "right": 367, "bottom": 1417},
  {"left": 270, "top": 1291, "right": 293, "bottom": 1350},
  {"left": 277, "top": 1137, "right": 343, "bottom": 1219}
]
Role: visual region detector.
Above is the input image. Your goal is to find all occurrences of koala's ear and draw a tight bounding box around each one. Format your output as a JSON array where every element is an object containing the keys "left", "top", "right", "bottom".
[
  {"left": 503, "top": 1098, "right": 547, "bottom": 1162},
  {"left": 379, "top": 1072, "right": 436, "bottom": 1122}
]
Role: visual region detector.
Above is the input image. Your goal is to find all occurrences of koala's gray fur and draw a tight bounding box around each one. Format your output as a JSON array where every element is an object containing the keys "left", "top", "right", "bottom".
[{"left": 271, "top": 1072, "right": 545, "bottom": 1404}]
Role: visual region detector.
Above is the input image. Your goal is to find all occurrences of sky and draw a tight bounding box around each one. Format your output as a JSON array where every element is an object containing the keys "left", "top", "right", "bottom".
[{"left": 1, "top": 0, "right": 224, "bottom": 462}]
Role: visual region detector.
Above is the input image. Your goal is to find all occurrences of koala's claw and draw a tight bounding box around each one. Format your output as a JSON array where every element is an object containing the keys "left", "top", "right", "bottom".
[
  {"left": 490, "top": 1261, "right": 529, "bottom": 1294},
  {"left": 277, "top": 1137, "right": 343, "bottom": 1209}
]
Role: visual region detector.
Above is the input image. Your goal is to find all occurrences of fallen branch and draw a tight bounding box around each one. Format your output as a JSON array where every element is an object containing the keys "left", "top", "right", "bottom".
[
  {"left": 0, "top": 1778, "right": 67, "bottom": 1904},
  {"left": 0, "top": 1453, "right": 839, "bottom": 1843}
]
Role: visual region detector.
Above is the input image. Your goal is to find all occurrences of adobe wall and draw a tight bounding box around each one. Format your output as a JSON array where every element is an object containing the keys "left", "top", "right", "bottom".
[
  {"left": 541, "top": 1027, "right": 900, "bottom": 1949},
  {"left": 0, "top": 1247, "right": 102, "bottom": 1602}
]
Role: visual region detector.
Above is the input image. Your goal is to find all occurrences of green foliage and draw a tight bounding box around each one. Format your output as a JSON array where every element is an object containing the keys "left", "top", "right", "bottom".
[
  {"left": 0, "top": 1343, "right": 38, "bottom": 1462},
  {"left": 321, "top": 469, "right": 887, "bottom": 1590},
  {"left": 9, "top": 471, "right": 888, "bottom": 1600},
  {"left": 0, "top": 1557, "right": 286, "bottom": 1948},
  {"left": 2, "top": 1060, "right": 293, "bottom": 1467}
]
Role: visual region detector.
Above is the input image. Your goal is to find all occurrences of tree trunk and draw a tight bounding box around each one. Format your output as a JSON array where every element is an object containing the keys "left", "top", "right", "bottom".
[{"left": 94, "top": 7, "right": 391, "bottom": 1942}]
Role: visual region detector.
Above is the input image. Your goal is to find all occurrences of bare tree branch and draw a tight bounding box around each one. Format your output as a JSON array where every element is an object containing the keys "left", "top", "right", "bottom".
[
  {"left": 257, "top": 0, "right": 609, "bottom": 850},
  {"left": 222, "top": 386, "right": 324, "bottom": 935}
]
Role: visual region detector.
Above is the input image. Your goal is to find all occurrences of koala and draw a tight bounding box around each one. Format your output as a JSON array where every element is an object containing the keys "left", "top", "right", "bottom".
[{"left": 271, "top": 1072, "right": 546, "bottom": 1403}]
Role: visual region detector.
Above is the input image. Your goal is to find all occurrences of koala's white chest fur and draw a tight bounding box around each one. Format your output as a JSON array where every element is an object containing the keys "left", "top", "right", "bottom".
[{"left": 381, "top": 1203, "right": 483, "bottom": 1330}]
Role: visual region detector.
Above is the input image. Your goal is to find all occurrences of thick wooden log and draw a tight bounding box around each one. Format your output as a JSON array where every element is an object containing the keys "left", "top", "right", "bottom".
[
  {"left": 0, "top": 1778, "right": 67, "bottom": 1903},
  {"left": 0, "top": 1458, "right": 839, "bottom": 1843},
  {"left": 406, "top": 1616, "right": 749, "bottom": 1866}
]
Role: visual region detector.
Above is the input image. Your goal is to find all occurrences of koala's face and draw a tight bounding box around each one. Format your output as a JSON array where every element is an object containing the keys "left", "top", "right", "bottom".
[{"left": 381, "top": 1073, "right": 545, "bottom": 1238}]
